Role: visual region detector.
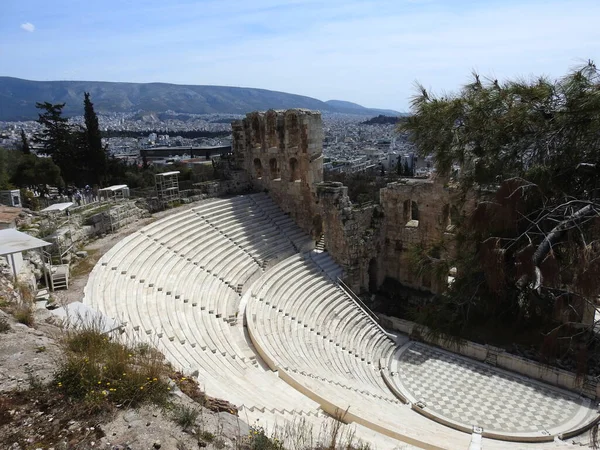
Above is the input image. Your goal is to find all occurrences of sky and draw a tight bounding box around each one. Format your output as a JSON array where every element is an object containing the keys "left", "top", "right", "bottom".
[{"left": 1, "top": 0, "right": 599, "bottom": 111}]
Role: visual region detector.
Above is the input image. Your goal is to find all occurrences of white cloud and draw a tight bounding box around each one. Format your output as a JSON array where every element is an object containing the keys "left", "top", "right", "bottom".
[{"left": 20, "top": 22, "right": 35, "bottom": 33}]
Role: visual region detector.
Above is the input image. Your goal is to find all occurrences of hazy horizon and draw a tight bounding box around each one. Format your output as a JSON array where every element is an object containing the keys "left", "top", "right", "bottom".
[{"left": 3, "top": 0, "right": 600, "bottom": 111}]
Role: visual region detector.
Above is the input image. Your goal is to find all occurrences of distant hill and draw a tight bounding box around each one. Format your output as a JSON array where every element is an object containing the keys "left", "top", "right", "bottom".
[
  {"left": 362, "top": 114, "right": 409, "bottom": 125},
  {"left": 325, "top": 100, "right": 401, "bottom": 117},
  {"left": 0, "top": 77, "right": 403, "bottom": 121}
]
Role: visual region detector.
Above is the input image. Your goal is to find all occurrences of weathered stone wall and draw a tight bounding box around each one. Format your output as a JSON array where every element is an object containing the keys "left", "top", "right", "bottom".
[
  {"left": 379, "top": 179, "right": 454, "bottom": 294},
  {"left": 194, "top": 171, "right": 253, "bottom": 198},
  {"left": 317, "top": 178, "right": 456, "bottom": 294},
  {"left": 233, "top": 109, "right": 457, "bottom": 295},
  {"left": 232, "top": 109, "right": 324, "bottom": 237},
  {"left": 316, "top": 182, "right": 382, "bottom": 292}
]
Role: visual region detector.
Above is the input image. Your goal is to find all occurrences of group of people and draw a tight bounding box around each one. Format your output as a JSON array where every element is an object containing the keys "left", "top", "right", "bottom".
[
  {"left": 29, "top": 185, "right": 98, "bottom": 206},
  {"left": 61, "top": 185, "right": 97, "bottom": 206}
]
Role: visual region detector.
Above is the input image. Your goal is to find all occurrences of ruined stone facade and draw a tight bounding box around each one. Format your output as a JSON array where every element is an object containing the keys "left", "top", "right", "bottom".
[
  {"left": 317, "top": 179, "right": 454, "bottom": 293},
  {"left": 232, "top": 109, "right": 454, "bottom": 294},
  {"left": 232, "top": 110, "right": 324, "bottom": 238},
  {"left": 378, "top": 180, "right": 454, "bottom": 293},
  {"left": 232, "top": 109, "right": 595, "bottom": 327}
]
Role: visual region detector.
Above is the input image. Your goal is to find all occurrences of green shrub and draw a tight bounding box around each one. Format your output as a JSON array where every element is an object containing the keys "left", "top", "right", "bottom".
[
  {"left": 54, "top": 325, "right": 170, "bottom": 411},
  {"left": 13, "top": 305, "right": 34, "bottom": 326},
  {"left": 27, "top": 371, "right": 45, "bottom": 391},
  {"left": 171, "top": 404, "right": 199, "bottom": 429},
  {"left": 198, "top": 430, "right": 215, "bottom": 442},
  {"left": 247, "top": 425, "right": 284, "bottom": 450}
]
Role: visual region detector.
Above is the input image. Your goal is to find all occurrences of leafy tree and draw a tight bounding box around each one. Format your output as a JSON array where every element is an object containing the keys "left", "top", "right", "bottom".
[
  {"left": 20, "top": 129, "right": 31, "bottom": 154},
  {"left": 35, "top": 102, "right": 81, "bottom": 184},
  {"left": 10, "top": 154, "right": 36, "bottom": 186},
  {"left": 0, "top": 145, "right": 64, "bottom": 190},
  {"left": 35, "top": 102, "right": 70, "bottom": 155},
  {"left": 34, "top": 157, "right": 64, "bottom": 187},
  {"left": 0, "top": 148, "right": 20, "bottom": 189},
  {"left": 83, "top": 92, "right": 108, "bottom": 185},
  {"left": 10, "top": 154, "right": 64, "bottom": 188},
  {"left": 401, "top": 62, "right": 600, "bottom": 364}
]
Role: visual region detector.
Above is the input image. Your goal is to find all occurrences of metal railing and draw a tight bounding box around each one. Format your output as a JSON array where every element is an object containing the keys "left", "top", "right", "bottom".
[{"left": 336, "top": 277, "right": 388, "bottom": 336}]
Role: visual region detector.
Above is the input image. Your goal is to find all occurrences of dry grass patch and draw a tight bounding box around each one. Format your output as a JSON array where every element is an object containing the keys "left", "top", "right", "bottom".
[
  {"left": 243, "top": 411, "right": 374, "bottom": 450},
  {"left": 70, "top": 248, "right": 100, "bottom": 278},
  {"left": 0, "top": 282, "right": 35, "bottom": 327},
  {"left": 171, "top": 404, "right": 200, "bottom": 429},
  {"left": 54, "top": 324, "right": 171, "bottom": 412},
  {"left": 12, "top": 304, "right": 34, "bottom": 326}
]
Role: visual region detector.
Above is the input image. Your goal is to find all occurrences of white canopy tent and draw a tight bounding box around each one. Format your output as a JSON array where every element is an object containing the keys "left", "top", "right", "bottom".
[
  {"left": 0, "top": 229, "right": 51, "bottom": 281},
  {"left": 98, "top": 185, "right": 129, "bottom": 201},
  {"left": 40, "top": 202, "right": 74, "bottom": 214}
]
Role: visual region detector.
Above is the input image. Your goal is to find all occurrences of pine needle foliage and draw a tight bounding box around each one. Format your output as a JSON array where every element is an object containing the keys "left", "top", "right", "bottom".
[{"left": 401, "top": 62, "right": 600, "bottom": 365}]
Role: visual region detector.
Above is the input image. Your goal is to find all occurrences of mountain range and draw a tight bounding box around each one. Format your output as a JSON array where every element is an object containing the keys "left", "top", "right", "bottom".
[{"left": 0, "top": 77, "right": 402, "bottom": 121}]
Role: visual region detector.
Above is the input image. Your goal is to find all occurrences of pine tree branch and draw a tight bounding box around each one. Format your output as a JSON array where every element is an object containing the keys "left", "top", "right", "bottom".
[{"left": 532, "top": 204, "right": 598, "bottom": 292}]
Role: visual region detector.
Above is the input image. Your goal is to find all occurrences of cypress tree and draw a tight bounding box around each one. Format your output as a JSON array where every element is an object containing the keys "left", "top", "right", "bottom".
[
  {"left": 20, "top": 129, "right": 31, "bottom": 154},
  {"left": 35, "top": 102, "right": 79, "bottom": 184},
  {"left": 83, "top": 92, "right": 108, "bottom": 186}
]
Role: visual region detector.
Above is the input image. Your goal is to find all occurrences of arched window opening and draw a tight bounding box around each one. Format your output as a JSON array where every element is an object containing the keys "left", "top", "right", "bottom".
[
  {"left": 451, "top": 205, "right": 460, "bottom": 224},
  {"left": 289, "top": 157, "right": 300, "bottom": 181},
  {"left": 253, "top": 158, "right": 263, "bottom": 178},
  {"left": 442, "top": 204, "right": 450, "bottom": 228},
  {"left": 269, "top": 158, "right": 279, "bottom": 179},
  {"left": 266, "top": 112, "right": 278, "bottom": 148},
  {"left": 403, "top": 199, "right": 411, "bottom": 223},
  {"left": 411, "top": 201, "right": 419, "bottom": 221},
  {"left": 252, "top": 116, "right": 262, "bottom": 149}
]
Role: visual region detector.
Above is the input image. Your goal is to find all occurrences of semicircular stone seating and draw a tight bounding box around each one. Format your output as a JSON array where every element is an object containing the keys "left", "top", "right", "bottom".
[
  {"left": 84, "top": 193, "right": 600, "bottom": 450},
  {"left": 84, "top": 194, "right": 321, "bottom": 417},
  {"left": 244, "top": 249, "right": 600, "bottom": 447}
]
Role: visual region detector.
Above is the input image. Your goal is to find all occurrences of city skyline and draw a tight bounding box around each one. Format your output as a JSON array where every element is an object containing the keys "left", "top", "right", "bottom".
[{"left": 2, "top": 0, "right": 600, "bottom": 111}]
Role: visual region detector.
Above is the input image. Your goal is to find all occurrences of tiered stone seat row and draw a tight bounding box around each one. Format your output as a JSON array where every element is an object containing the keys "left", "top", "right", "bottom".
[
  {"left": 245, "top": 253, "right": 397, "bottom": 401},
  {"left": 244, "top": 253, "right": 477, "bottom": 448},
  {"left": 309, "top": 251, "right": 344, "bottom": 280},
  {"left": 83, "top": 194, "right": 321, "bottom": 415}
]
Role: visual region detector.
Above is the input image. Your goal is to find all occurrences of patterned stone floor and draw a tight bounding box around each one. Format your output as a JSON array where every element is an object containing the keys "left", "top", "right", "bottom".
[{"left": 393, "top": 342, "right": 589, "bottom": 434}]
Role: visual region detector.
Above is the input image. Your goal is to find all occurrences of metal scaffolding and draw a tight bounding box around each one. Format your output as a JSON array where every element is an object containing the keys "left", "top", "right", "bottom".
[{"left": 155, "top": 171, "right": 180, "bottom": 207}]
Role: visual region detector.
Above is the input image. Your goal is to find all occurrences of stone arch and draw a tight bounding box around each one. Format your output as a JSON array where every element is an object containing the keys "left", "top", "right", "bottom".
[
  {"left": 285, "top": 111, "right": 300, "bottom": 148},
  {"left": 265, "top": 110, "right": 278, "bottom": 148},
  {"left": 411, "top": 201, "right": 419, "bottom": 221},
  {"left": 421, "top": 270, "right": 432, "bottom": 289},
  {"left": 269, "top": 158, "right": 279, "bottom": 179},
  {"left": 253, "top": 158, "right": 263, "bottom": 178},
  {"left": 312, "top": 214, "right": 323, "bottom": 239},
  {"left": 368, "top": 258, "right": 378, "bottom": 293},
  {"left": 289, "top": 157, "right": 300, "bottom": 181},
  {"left": 451, "top": 205, "right": 460, "bottom": 224},
  {"left": 251, "top": 115, "right": 262, "bottom": 149},
  {"left": 403, "top": 199, "right": 411, "bottom": 223},
  {"left": 442, "top": 204, "right": 450, "bottom": 228}
]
